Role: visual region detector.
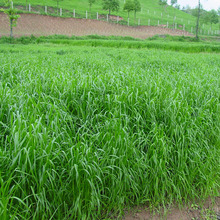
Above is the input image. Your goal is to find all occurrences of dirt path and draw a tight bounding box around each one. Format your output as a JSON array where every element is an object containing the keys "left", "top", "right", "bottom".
[{"left": 0, "top": 13, "right": 192, "bottom": 39}]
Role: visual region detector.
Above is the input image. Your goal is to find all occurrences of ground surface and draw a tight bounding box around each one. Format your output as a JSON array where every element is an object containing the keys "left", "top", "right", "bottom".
[
  {"left": 123, "top": 197, "right": 220, "bottom": 220},
  {"left": 0, "top": 13, "right": 192, "bottom": 38}
]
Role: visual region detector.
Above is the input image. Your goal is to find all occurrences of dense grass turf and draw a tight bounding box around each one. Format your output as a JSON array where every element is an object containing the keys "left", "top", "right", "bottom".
[
  {"left": 0, "top": 43, "right": 220, "bottom": 219},
  {"left": 1, "top": 35, "right": 220, "bottom": 53}
]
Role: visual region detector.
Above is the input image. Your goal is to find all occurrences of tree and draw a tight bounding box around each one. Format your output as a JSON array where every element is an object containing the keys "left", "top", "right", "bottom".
[
  {"left": 102, "top": 0, "right": 119, "bottom": 16},
  {"left": 208, "top": 10, "right": 218, "bottom": 29},
  {"left": 158, "top": 0, "right": 167, "bottom": 23},
  {"left": 158, "top": 0, "right": 167, "bottom": 9},
  {"left": 195, "top": 0, "right": 201, "bottom": 39},
  {"left": 1, "top": 0, "right": 20, "bottom": 38},
  {"left": 175, "top": 4, "right": 180, "bottom": 10},
  {"left": 133, "top": 0, "right": 141, "bottom": 22},
  {"left": 171, "top": 0, "right": 177, "bottom": 7},
  {"left": 171, "top": 0, "right": 177, "bottom": 29},
  {"left": 53, "top": 0, "right": 64, "bottom": 15},
  {"left": 123, "top": 0, "right": 134, "bottom": 18},
  {"left": 88, "top": 0, "right": 95, "bottom": 18},
  {"left": 218, "top": 7, "right": 220, "bottom": 31}
]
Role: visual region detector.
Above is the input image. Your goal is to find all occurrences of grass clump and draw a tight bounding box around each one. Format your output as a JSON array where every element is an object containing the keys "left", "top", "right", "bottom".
[
  {"left": 0, "top": 44, "right": 219, "bottom": 219},
  {"left": 1, "top": 35, "right": 220, "bottom": 53}
]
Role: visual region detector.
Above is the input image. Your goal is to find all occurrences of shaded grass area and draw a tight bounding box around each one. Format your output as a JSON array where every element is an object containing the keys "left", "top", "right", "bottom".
[
  {"left": 1, "top": 35, "right": 220, "bottom": 53},
  {"left": 0, "top": 44, "right": 220, "bottom": 219}
]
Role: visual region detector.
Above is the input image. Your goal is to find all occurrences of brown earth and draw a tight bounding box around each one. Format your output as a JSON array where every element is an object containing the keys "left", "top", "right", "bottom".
[
  {"left": 0, "top": 13, "right": 193, "bottom": 39},
  {"left": 123, "top": 197, "right": 220, "bottom": 220}
]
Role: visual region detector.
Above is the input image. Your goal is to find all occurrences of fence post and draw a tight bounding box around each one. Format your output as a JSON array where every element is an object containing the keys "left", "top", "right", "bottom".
[
  {"left": 138, "top": 18, "right": 140, "bottom": 26},
  {"left": 11, "top": 1, "right": 13, "bottom": 9},
  {"left": 86, "top": 11, "right": 87, "bottom": 19},
  {"left": 29, "top": 4, "right": 31, "bottom": 12},
  {"left": 167, "top": 21, "right": 168, "bottom": 28},
  {"left": 45, "top": 6, "right": 47, "bottom": 14},
  {"left": 128, "top": 18, "right": 129, "bottom": 26},
  {"left": 148, "top": 19, "right": 150, "bottom": 26},
  {"left": 60, "top": 8, "right": 62, "bottom": 16},
  {"left": 97, "top": 12, "right": 98, "bottom": 20},
  {"left": 158, "top": 20, "right": 159, "bottom": 26},
  {"left": 73, "top": 9, "right": 75, "bottom": 17},
  {"left": 175, "top": 23, "right": 177, "bottom": 29}
]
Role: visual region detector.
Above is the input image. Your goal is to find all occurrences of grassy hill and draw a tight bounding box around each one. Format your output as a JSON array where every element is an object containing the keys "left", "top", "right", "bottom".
[{"left": 0, "top": 0, "right": 219, "bottom": 35}]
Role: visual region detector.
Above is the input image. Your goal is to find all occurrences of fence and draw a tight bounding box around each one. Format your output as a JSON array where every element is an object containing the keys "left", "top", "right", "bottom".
[{"left": 2, "top": 2, "right": 220, "bottom": 36}]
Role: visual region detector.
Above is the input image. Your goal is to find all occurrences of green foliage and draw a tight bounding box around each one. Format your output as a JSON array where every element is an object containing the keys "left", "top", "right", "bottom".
[
  {"left": 102, "top": 0, "right": 119, "bottom": 15},
  {"left": 52, "top": 0, "right": 64, "bottom": 14},
  {"left": 208, "top": 10, "right": 219, "bottom": 25},
  {"left": 88, "top": 0, "right": 95, "bottom": 8},
  {"left": 133, "top": 0, "right": 141, "bottom": 13},
  {"left": 89, "top": 0, "right": 95, "bottom": 5},
  {"left": 201, "top": 9, "right": 218, "bottom": 26},
  {"left": 158, "top": 0, "right": 167, "bottom": 7},
  {"left": 1, "top": 0, "right": 20, "bottom": 37},
  {"left": 0, "top": 0, "right": 218, "bottom": 33},
  {"left": 88, "top": 0, "right": 96, "bottom": 17},
  {"left": 158, "top": 0, "right": 167, "bottom": 14},
  {"left": 123, "top": 0, "right": 134, "bottom": 17},
  {"left": 0, "top": 42, "right": 219, "bottom": 219},
  {"left": 1, "top": 7, "right": 20, "bottom": 27},
  {"left": 171, "top": 0, "right": 177, "bottom": 6},
  {"left": 1, "top": 35, "right": 220, "bottom": 53}
]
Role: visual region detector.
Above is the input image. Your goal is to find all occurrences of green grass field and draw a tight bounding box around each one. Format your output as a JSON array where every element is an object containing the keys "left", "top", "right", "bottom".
[
  {"left": 0, "top": 39, "right": 219, "bottom": 219},
  {"left": 0, "top": 0, "right": 219, "bottom": 34}
]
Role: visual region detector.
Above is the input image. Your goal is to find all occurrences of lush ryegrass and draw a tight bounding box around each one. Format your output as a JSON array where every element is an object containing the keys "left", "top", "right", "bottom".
[
  {"left": 0, "top": 43, "right": 219, "bottom": 219},
  {"left": 1, "top": 35, "right": 220, "bottom": 53}
]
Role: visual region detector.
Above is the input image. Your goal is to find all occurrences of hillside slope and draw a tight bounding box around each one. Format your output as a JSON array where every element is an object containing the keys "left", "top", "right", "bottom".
[
  {"left": 0, "top": 13, "right": 192, "bottom": 38},
  {"left": 0, "top": 0, "right": 219, "bottom": 34}
]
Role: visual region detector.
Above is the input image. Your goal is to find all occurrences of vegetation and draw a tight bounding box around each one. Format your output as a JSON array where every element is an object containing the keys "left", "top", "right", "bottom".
[
  {"left": 102, "top": 0, "right": 119, "bottom": 16},
  {"left": 88, "top": 0, "right": 95, "bottom": 18},
  {"left": 0, "top": 0, "right": 219, "bottom": 33},
  {"left": 133, "top": 0, "right": 141, "bottom": 22},
  {"left": 195, "top": 0, "right": 200, "bottom": 39},
  {"left": 158, "top": 0, "right": 168, "bottom": 22},
  {"left": 1, "top": 35, "right": 220, "bottom": 53},
  {"left": 123, "top": 0, "right": 134, "bottom": 18},
  {"left": 53, "top": 0, "right": 64, "bottom": 15},
  {"left": 0, "top": 39, "right": 219, "bottom": 219},
  {"left": 0, "top": 0, "right": 20, "bottom": 38}
]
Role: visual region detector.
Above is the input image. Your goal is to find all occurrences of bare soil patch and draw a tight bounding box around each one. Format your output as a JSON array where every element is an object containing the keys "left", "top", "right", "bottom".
[
  {"left": 0, "top": 13, "right": 192, "bottom": 39},
  {"left": 123, "top": 197, "right": 220, "bottom": 220}
]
